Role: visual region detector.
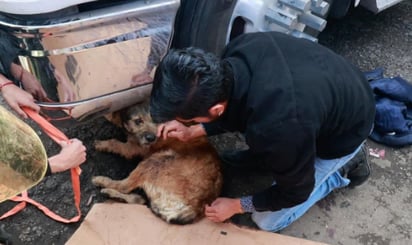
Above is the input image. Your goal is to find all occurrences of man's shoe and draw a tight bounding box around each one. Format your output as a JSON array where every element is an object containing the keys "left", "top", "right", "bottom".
[{"left": 339, "top": 145, "right": 371, "bottom": 188}]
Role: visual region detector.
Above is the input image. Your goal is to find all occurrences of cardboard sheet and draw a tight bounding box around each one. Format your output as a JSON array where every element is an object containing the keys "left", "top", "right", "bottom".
[{"left": 66, "top": 203, "right": 328, "bottom": 245}]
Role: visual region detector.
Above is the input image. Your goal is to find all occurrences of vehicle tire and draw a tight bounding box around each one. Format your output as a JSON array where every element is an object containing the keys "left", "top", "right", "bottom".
[
  {"left": 327, "top": 0, "right": 353, "bottom": 19},
  {"left": 172, "top": 0, "right": 331, "bottom": 55}
]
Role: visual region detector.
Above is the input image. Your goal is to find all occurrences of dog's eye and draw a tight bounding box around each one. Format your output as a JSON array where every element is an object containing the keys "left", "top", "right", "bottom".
[{"left": 134, "top": 118, "right": 143, "bottom": 125}]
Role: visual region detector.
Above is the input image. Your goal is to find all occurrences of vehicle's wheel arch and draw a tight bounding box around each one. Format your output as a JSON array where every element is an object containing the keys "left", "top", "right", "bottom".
[{"left": 171, "top": 0, "right": 332, "bottom": 56}]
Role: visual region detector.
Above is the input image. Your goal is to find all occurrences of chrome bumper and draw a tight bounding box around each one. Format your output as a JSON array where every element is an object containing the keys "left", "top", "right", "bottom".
[{"left": 0, "top": 0, "right": 179, "bottom": 127}]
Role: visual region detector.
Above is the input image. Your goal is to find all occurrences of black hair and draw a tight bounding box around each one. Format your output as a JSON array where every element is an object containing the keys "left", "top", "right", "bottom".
[{"left": 150, "top": 47, "right": 232, "bottom": 123}]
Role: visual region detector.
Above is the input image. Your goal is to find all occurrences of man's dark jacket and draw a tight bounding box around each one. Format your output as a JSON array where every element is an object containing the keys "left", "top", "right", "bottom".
[{"left": 203, "top": 32, "right": 375, "bottom": 211}]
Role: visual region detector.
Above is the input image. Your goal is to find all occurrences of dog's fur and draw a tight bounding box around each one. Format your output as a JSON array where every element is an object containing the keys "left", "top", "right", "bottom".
[{"left": 92, "top": 100, "right": 223, "bottom": 224}]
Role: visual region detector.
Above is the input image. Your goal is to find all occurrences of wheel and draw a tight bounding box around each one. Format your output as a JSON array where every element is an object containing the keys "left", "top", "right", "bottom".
[
  {"left": 172, "top": 0, "right": 331, "bottom": 55},
  {"left": 327, "top": 0, "right": 353, "bottom": 19}
]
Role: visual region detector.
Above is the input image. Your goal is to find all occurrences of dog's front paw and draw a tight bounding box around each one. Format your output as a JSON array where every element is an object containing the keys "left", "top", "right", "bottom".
[
  {"left": 94, "top": 140, "right": 110, "bottom": 152},
  {"left": 92, "top": 176, "right": 113, "bottom": 187}
]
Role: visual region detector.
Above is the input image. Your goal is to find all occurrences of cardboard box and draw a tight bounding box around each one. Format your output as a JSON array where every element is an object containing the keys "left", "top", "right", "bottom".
[{"left": 67, "top": 203, "right": 328, "bottom": 245}]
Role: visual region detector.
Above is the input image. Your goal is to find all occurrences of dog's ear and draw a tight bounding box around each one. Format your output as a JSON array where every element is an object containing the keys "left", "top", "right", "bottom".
[
  {"left": 104, "top": 111, "right": 124, "bottom": 128},
  {"left": 139, "top": 100, "right": 150, "bottom": 113}
]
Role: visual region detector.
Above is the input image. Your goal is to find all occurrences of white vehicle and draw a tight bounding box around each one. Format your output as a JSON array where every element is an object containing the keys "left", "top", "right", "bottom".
[{"left": 0, "top": 0, "right": 405, "bottom": 126}]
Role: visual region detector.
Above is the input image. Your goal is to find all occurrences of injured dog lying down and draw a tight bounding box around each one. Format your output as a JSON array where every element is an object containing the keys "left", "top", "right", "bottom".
[{"left": 92, "top": 100, "right": 223, "bottom": 224}]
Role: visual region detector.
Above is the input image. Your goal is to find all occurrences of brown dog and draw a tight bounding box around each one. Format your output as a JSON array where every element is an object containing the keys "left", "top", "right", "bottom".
[{"left": 92, "top": 100, "right": 223, "bottom": 224}]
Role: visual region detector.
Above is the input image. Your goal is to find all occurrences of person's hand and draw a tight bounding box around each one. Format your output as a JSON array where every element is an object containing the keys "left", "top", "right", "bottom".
[
  {"left": 48, "top": 138, "right": 87, "bottom": 173},
  {"left": 19, "top": 69, "right": 48, "bottom": 102},
  {"left": 157, "top": 120, "right": 194, "bottom": 141},
  {"left": 205, "top": 198, "right": 243, "bottom": 223},
  {"left": 1, "top": 84, "right": 40, "bottom": 118}
]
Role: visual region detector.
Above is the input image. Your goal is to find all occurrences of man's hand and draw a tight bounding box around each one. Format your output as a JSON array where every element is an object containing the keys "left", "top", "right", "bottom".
[
  {"left": 205, "top": 198, "right": 243, "bottom": 223},
  {"left": 157, "top": 120, "right": 206, "bottom": 142},
  {"left": 48, "top": 138, "right": 87, "bottom": 173},
  {"left": 1, "top": 84, "right": 40, "bottom": 118},
  {"left": 9, "top": 63, "right": 48, "bottom": 102},
  {"left": 19, "top": 70, "right": 48, "bottom": 102}
]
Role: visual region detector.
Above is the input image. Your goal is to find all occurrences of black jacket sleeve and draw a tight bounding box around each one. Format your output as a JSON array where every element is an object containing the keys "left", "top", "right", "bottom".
[
  {"left": 247, "top": 118, "right": 317, "bottom": 211},
  {"left": 202, "top": 120, "right": 228, "bottom": 136}
]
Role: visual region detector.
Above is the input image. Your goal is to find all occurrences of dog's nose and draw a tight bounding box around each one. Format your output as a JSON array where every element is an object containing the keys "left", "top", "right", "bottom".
[{"left": 145, "top": 133, "right": 156, "bottom": 142}]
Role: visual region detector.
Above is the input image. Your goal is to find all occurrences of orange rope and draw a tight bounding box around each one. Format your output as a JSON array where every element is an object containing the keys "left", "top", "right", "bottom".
[{"left": 0, "top": 107, "right": 82, "bottom": 223}]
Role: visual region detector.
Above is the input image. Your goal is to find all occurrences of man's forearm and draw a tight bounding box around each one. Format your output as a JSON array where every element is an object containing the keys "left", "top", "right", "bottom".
[
  {"left": 0, "top": 74, "right": 10, "bottom": 85},
  {"left": 9, "top": 63, "right": 23, "bottom": 80},
  {"left": 0, "top": 74, "right": 15, "bottom": 92}
]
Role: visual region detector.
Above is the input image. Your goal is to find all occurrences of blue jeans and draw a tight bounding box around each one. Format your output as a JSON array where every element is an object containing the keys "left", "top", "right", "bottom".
[{"left": 251, "top": 144, "right": 363, "bottom": 232}]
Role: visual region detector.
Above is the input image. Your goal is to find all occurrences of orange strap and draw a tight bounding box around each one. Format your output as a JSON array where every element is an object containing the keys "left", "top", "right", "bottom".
[{"left": 0, "top": 107, "right": 82, "bottom": 223}]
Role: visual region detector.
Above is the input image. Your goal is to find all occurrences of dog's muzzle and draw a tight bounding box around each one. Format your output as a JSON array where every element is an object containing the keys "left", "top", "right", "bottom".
[{"left": 143, "top": 132, "right": 157, "bottom": 143}]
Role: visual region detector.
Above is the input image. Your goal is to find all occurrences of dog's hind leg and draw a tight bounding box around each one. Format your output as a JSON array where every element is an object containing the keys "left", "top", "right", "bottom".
[
  {"left": 94, "top": 139, "right": 145, "bottom": 159},
  {"left": 92, "top": 168, "right": 145, "bottom": 194},
  {"left": 93, "top": 154, "right": 162, "bottom": 193},
  {"left": 93, "top": 176, "right": 134, "bottom": 193},
  {"left": 100, "top": 188, "right": 146, "bottom": 204}
]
